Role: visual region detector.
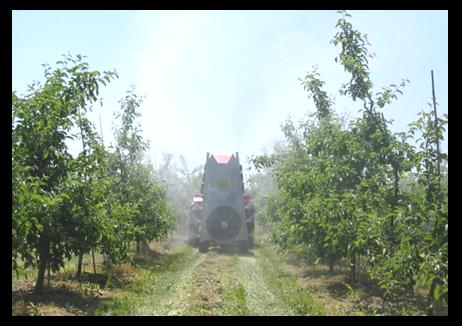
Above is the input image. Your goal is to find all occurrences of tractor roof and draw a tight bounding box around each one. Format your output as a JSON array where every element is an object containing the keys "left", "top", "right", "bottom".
[
  {"left": 193, "top": 196, "right": 203, "bottom": 203},
  {"left": 212, "top": 154, "right": 232, "bottom": 165}
]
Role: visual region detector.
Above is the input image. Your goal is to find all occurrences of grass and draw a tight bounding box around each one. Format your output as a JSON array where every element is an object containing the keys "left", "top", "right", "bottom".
[
  {"left": 220, "top": 255, "right": 250, "bottom": 315},
  {"left": 12, "top": 241, "right": 326, "bottom": 316},
  {"left": 93, "top": 245, "right": 201, "bottom": 315},
  {"left": 222, "top": 280, "right": 249, "bottom": 315},
  {"left": 12, "top": 243, "right": 199, "bottom": 316},
  {"left": 13, "top": 251, "right": 108, "bottom": 286},
  {"left": 257, "top": 245, "right": 326, "bottom": 316},
  {"left": 13, "top": 237, "right": 438, "bottom": 316},
  {"left": 275, "top": 248, "right": 435, "bottom": 316}
]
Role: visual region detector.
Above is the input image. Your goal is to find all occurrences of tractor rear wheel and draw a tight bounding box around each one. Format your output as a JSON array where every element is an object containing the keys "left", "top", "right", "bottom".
[
  {"left": 199, "top": 242, "right": 208, "bottom": 253},
  {"left": 238, "top": 241, "right": 249, "bottom": 254}
]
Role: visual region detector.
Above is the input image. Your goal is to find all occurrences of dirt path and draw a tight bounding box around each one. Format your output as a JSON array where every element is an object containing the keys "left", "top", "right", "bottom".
[{"left": 157, "top": 246, "right": 298, "bottom": 316}]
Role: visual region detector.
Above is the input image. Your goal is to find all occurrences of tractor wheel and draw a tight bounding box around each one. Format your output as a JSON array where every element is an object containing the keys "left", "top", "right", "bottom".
[
  {"left": 248, "top": 237, "right": 254, "bottom": 249},
  {"left": 238, "top": 241, "right": 249, "bottom": 254},
  {"left": 199, "top": 242, "right": 208, "bottom": 253},
  {"left": 189, "top": 238, "right": 199, "bottom": 248}
]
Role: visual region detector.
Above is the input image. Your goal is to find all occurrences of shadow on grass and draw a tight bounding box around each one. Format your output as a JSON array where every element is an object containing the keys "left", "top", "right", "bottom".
[
  {"left": 300, "top": 266, "right": 385, "bottom": 301},
  {"left": 12, "top": 285, "right": 104, "bottom": 316},
  {"left": 132, "top": 245, "right": 192, "bottom": 275},
  {"left": 279, "top": 252, "right": 435, "bottom": 315},
  {"left": 12, "top": 266, "right": 139, "bottom": 316},
  {"left": 208, "top": 244, "right": 256, "bottom": 258},
  {"left": 326, "top": 282, "right": 351, "bottom": 298},
  {"left": 132, "top": 248, "right": 168, "bottom": 267},
  {"left": 12, "top": 243, "right": 190, "bottom": 316},
  {"left": 77, "top": 272, "right": 110, "bottom": 288}
]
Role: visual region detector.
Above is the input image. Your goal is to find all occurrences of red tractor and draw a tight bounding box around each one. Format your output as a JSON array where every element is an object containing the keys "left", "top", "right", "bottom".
[{"left": 188, "top": 152, "right": 255, "bottom": 252}]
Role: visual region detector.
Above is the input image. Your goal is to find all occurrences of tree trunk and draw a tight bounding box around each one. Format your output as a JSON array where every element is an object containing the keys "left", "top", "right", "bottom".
[
  {"left": 392, "top": 164, "right": 399, "bottom": 227},
  {"left": 47, "top": 261, "right": 51, "bottom": 286},
  {"left": 350, "top": 251, "right": 356, "bottom": 283},
  {"left": 76, "top": 252, "right": 83, "bottom": 279},
  {"left": 92, "top": 247, "right": 96, "bottom": 275},
  {"left": 143, "top": 240, "right": 149, "bottom": 252},
  {"left": 427, "top": 277, "right": 447, "bottom": 315},
  {"left": 393, "top": 164, "right": 399, "bottom": 202},
  {"left": 427, "top": 278, "right": 437, "bottom": 315},
  {"left": 34, "top": 234, "right": 50, "bottom": 293},
  {"left": 329, "top": 258, "right": 334, "bottom": 273}
]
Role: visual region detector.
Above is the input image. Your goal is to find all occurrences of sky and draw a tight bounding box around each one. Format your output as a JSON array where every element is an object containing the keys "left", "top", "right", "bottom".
[{"left": 12, "top": 10, "right": 448, "bottom": 178}]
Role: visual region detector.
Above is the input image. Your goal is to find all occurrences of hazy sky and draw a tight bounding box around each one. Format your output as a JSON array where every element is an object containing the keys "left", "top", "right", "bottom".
[{"left": 12, "top": 10, "right": 448, "bottom": 176}]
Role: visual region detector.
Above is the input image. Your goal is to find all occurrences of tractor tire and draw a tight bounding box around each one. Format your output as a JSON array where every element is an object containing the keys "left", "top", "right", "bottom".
[
  {"left": 238, "top": 241, "right": 249, "bottom": 254},
  {"left": 248, "top": 237, "right": 254, "bottom": 249},
  {"left": 199, "top": 242, "right": 208, "bottom": 253}
]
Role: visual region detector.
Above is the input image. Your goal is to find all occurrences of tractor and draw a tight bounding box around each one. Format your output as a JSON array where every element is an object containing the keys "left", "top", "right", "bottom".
[{"left": 188, "top": 152, "right": 255, "bottom": 252}]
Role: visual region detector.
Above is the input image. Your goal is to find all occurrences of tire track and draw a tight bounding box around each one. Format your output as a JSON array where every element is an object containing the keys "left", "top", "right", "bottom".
[
  {"left": 129, "top": 246, "right": 205, "bottom": 316},
  {"left": 118, "top": 244, "right": 312, "bottom": 316},
  {"left": 234, "top": 254, "right": 295, "bottom": 315},
  {"left": 169, "top": 247, "right": 297, "bottom": 316}
]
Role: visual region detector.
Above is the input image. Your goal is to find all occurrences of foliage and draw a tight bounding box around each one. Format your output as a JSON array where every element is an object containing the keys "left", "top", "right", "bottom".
[
  {"left": 104, "top": 87, "right": 175, "bottom": 258},
  {"left": 249, "top": 10, "right": 447, "bottom": 313},
  {"left": 12, "top": 55, "right": 174, "bottom": 291},
  {"left": 12, "top": 54, "right": 118, "bottom": 291}
]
